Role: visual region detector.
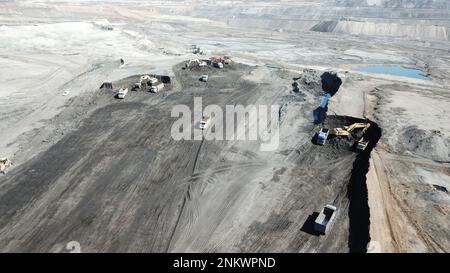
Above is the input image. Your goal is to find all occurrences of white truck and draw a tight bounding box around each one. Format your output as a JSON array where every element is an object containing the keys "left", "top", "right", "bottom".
[
  {"left": 316, "top": 128, "right": 329, "bottom": 145},
  {"left": 116, "top": 88, "right": 128, "bottom": 99},
  {"left": 314, "top": 204, "right": 337, "bottom": 234},
  {"left": 133, "top": 82, "right": 142, "bottom": 89},
  {"left": 150, "top": 82, "right": 164, "bottom": 93},
  {"left": 200, "top": 74, "right": 209, "bottom": 82},
  {"left": 199, "top": 116, "right": 211, "bottom": 129},
  {"left": 356, "top": 137, "right": 369, "bottom": 151}
]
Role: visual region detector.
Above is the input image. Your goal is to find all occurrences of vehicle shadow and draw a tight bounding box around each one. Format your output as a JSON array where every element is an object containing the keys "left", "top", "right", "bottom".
[
  {"left": 311, "top": 133, "right": 318, "bottom": 144},
  {"left": 300, "top": 212, "right": 321, "bottom": 236}
]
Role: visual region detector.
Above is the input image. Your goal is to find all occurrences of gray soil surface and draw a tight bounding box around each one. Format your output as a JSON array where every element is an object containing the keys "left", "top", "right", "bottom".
[
  {"left": 0, "top": 63, "right": 362, "bottom": 252},
  {"left": 1, "top": 0, "right": 449, "bottom": 253}
]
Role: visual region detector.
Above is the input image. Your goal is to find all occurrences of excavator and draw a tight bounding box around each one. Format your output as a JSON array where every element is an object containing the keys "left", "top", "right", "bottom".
[
  {"left": 134, "top": 75, "right": 158, "bottom": 90},
  {"left": 330, "top": 122, "right": 371, "bottom": 151},
  {"left": 140, "top": 75, "right": 157, "bottom": 85},
  {"left": 0, "top": 158, "right": 11, "bottom": 175},
  {"left": 185, "top": 59, "right": 207, "bottom": 69},
  {"left": 330, "top": 122, "right": 370, "bottom": 138}
]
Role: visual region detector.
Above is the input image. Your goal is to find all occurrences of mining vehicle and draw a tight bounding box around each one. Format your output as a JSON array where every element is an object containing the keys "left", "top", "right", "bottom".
[{"left": 314, "top": 204, "right": 337, "bottom": 234}]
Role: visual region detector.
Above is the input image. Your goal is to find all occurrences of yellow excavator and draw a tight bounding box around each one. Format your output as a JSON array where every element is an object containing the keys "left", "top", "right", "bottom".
[
  {"left": 330, "top": 122, "right": 371, "bottom": 151},
  {"left": 134, "top": 75, "right": 158, "bottom": 89},
  {"left": 0, "top": 158, "right": 11, "bottom": 175},
  {"left": 185, "top": 59, "right": 207, "bottom": 68},
  {"left": 330, "top": 123, "right": 370, "bottom": 137}
]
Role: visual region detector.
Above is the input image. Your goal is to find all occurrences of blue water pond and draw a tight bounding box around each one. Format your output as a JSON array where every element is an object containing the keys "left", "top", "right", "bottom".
[{"left": 355, "top": 66, "right": 428, "bottom": 80}]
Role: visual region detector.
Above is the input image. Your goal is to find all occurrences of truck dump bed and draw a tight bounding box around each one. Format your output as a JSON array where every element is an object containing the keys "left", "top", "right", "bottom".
[{"left": 314, "top": 204, "right": 337, "bottom": 234}]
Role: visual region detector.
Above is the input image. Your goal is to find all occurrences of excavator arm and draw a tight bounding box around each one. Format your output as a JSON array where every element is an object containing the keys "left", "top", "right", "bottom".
[
  {"left": 344, "top": 122, "right": 370, "bottom": 133},
  {"left": 331, "top": 122, "right": 370, "bottom": 137}
]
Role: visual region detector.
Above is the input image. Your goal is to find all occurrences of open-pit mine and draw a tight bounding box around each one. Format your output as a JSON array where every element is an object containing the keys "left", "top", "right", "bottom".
[{"left": 0, "top": 0, "right": 449, "bottom": 253}]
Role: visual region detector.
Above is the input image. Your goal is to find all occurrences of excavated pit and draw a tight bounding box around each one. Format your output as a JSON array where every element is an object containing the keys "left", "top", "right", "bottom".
[
  {"left": 347, "top": 119, "right": 381, "bottom": 253},
  {"left": 310, "top": 71, "right": 342, "bottom": 125},
  {"left": 0, "top": 60, "right": 381, "bottom": 252},
  {"left": 321, "top": 115, "right": 382, "bottom": 252}
]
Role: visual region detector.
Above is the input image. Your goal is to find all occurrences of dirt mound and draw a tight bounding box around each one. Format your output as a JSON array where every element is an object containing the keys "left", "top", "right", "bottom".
[
  {"left": 321, "top": 72, "right": 342, "bottom": 96},
  {"left": 310, "top": 20, "right": 338, "bottom": 32},
  {"left": 311, "top": 20, "right": 450, "bottom": 41},
  {"left": 295, "top": 69, "right": 342, "bottom": 97},
  {"left": 301, "top": 70, "right": 342, "bottom": 124},
  {"left": 296, "top": 69, "right": 322, "bottom": 93},
  {"left": 401, "top": 126, "right": 450, "bottom": 162}
]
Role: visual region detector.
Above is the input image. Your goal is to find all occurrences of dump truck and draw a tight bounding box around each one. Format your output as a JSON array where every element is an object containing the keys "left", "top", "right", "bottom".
[
  {"left": 0, "top": 158, "right": 11, "bottom": 175},
  {"left": 211, "top": 56, "right": 231, "bottom": 65},
  {"left": 116, "top": 88, "right": 128, "bottom": 99},
  {"left": 134, "top": 82, "right": 142, "bottom": 89},
  {"left": 190, "top": 45, "right": 204, "bottom": 55},
  {"left": 100, "top": 82, "right": 113, "bottom": 90},
  {"left": 214, "top": 62, "right": 224, "bottom": 69},
  {"left": 314, "top": 204, "right": 337, "bottom": 234},
  {"left": 316, "top": 128, "right": 329, "bottom": 145},
  {"left": 356, "top": 137, "right": 370, "bottom": 151},
  {"left": 200, "top": 116, "right": 211, "bottom": 129},
  {"left": 150, "top": 82, "right": 164, "bottom": 93},
  {"left": 211, "top": 56, "right": 231, "bottom": 68},
  {"left": 223, "top": 55, "right": 232, "bottom": 64},
  {"left": 319, "top": 93, "right": 331, "bottom": 108}
]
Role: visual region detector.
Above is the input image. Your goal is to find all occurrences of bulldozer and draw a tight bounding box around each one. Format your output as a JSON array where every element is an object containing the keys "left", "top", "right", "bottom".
[
  {"left": 330, "top": 122, "right": 370, "bottom": 138},
  {"left": 190, "top": 45, "right": 204, "bottom": 55}
]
